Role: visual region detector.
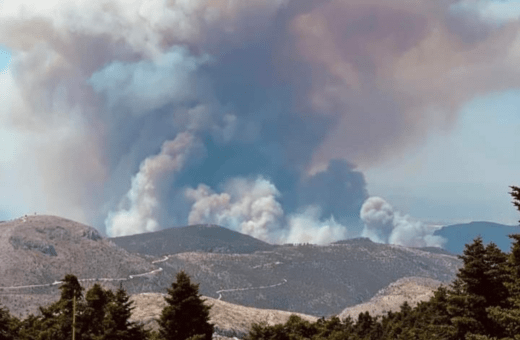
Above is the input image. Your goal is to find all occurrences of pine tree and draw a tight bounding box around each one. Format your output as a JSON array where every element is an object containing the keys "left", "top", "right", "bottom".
[
  {"left": 481, "top": 187, "right": 520, "bottom": 339},
  {"left": 446, "top": 237, "right": 503, "bottom": 338},
  {"left": 38, "top": 274, "right": 85, "bottom": 340},
  {"left": 158, "top": 271, "right": 213, "bottom": 340},
  {"left": 486, "top": 234, "right": 520, "bottom": 339},
  {"left": 103, "top": 285, "right": 148, "bottom": 340},
  {"left": 510, "top": 186, "right": 520, "bottom": 224},
  {"left": 0, "top": 305, "right": 16, "bottom": 340},
  {"left": 82, "top": 283, "right": 110, "bottom": 340}
]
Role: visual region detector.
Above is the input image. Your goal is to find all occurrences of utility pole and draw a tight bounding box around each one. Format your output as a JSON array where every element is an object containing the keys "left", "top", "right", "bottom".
[{"left": 72, "top": 294, "right": 76, "bottom": 340}]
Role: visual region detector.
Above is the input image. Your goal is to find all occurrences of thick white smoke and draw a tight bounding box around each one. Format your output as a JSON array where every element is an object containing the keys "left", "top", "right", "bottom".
[
  {"left": 186, "top": 177, "right": 284, "bottom": 242},
  {"left": 284, "top": 206, "right": 348, "bottom": 245},
  {"left": 186, "top": 177, "right": 349, "bottom": 245},
  {"left": 360, "top": 197, "right": 445, "bottom": 247},
  {"left": 106, "top": 132, "right": 202, "bottom": 236}
]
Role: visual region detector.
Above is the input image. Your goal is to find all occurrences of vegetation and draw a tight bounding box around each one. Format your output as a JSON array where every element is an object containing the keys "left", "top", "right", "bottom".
[
  {"left": 1, "top": 186, "right": 520, "bottom": 340},
  {"left": 157, "top": 271, "right": 213, "bottom": 340},
  {"left": 0, "top": 271, "right": 211, "bottom": 340}
]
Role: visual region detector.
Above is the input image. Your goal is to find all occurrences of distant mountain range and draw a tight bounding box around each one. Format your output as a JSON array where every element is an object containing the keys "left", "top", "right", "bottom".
[{"left": 434, "top": 221, "right": 520, "bottom": 254}]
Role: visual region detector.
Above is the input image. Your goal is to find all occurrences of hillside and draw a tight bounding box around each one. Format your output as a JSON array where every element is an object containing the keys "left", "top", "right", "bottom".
[
  {"left": 110, "top": 224, "right": 276, "bottom": 255},
  {"left": 119, "top": 235, "right": 461, "bottom": 316},
  {"left": 434, "top": 221, "right": 520, "bottom": 254},
  {"left": 339, "top": 277, "right": 444, "bottom": 319},
  {"left": 130, "top": 293, "right": 318, "bottom": 336},
  {"left": 0, "top": 215, "right": 154, "bottom": 289}
]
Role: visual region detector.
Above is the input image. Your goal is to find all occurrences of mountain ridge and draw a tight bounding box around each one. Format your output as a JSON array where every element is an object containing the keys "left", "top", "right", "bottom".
[
  {"left": 110, "top": 224, "right": 276, "bottom": 255},
  {"left": 434, "top": 221, "right": 520, "bottom": 254}
]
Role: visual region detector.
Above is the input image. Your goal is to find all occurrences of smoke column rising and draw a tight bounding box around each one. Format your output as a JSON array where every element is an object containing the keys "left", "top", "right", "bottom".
[
  {"left": 361, "top": 197, "right": 445, "bottom": 247},
  {"left": 106, "top": 132, "right": 203, "bottom": 236},
  {"left": 186, "top": 176, "right": 350, "bottom": 245}
]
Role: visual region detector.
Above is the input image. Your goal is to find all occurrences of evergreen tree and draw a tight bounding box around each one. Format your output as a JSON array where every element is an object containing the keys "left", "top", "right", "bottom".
[
  {"left": 485, "top": 234, "right": 520, "bottom": 339},
  {"left": 510, "top": 186, "right": 520, "bottom": 224},
  {"left": 445, "top": 237, "right": 510, "bottom": 338},
  {"left": 16, "top": 314, "right": 40, "bottom": 340},
  {"left": 0, "top": 305, "right": 16, "bottom": 340},
  {"left": 158, "top": 271, "right": 213, "bottom": 340},
  {"left": 103, "top": 285, "right": 148, "bottom": 340},
  {"left": 82, "top": 283, "right": 110, "bottom": 340},
  {"left": 38, "top": 274, "right": 85, "bottom": 340}
]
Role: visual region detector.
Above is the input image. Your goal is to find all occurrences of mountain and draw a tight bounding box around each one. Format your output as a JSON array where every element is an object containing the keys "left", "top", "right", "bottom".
[
  {"left": 0, "top": 215, "right": 154, "bottom": 288},
  {"left": 434, "top": 221, "right": 520, "bottom": 254},
  {"left": 110, "top": 224, "right": 276, "bottom": 255}
]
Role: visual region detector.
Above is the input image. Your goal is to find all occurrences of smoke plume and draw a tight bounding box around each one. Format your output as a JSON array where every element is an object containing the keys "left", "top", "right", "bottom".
[
  {"left": 360, "top": 197, "right": 445, "bottom": 247},
  {"left": 1, "top": 0, "right": 520, "bottom": 239},
  {"left": 186, "top": 176, "right": 350, "bottom": 245},
  {"left": 106, "top": 132, "right": 203, "bottom": 236},
  {"left": 186, "top": 177, "right": 284, "bottom": 242}
]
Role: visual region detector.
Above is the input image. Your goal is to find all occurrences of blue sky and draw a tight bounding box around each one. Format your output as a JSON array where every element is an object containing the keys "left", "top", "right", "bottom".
[
  {"left": 0, "top": 45, "right": 10, "bottom": 73},
  {"left": 360, "top": 0, "right": 520, "bottom": 225},
  {"left": 0, "top": 0, "right": 520, "bottom": 244},
  {"left": 365, "top": 90, "right": 520, "bottom": 225}
]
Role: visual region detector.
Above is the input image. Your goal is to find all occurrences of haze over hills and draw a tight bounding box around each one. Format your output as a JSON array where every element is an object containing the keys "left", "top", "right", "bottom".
[{"left": 434, "top": 221, "right": 520, "bottom": 254}]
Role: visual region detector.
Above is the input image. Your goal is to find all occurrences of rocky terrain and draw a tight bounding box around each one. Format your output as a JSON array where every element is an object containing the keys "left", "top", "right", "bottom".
[
  {"left": 0, "top": 215, "right": 154, "bottom": 288},
  {"left": 339, "top": 277, "right": 445, "bottom": 319}
]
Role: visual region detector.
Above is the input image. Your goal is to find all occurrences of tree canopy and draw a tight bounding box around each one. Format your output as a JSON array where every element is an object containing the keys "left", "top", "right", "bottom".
[{"left": 158, "top": 271, "right": 213, "bottom": 340}]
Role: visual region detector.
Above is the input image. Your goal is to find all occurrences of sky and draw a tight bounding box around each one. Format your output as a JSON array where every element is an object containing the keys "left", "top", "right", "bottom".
[{"left": 0, "top": 0, "right": 519, "bottom": 247}]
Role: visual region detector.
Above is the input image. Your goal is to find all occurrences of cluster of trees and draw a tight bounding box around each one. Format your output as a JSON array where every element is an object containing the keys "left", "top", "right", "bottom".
[
  {"left": 245, "top": 186, "right": 520, "bottom": 340},
  {"left": 0, "top": 271, "right": 212, "bottom": 340}
]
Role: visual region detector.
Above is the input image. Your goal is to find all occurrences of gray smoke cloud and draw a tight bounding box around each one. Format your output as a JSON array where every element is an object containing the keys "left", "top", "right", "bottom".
[
  {"left": 360, "top": 197, "right": 445, "bottom": 247},
  {"left": 1, "top": 0, "right": 520, "bottom": 240}
]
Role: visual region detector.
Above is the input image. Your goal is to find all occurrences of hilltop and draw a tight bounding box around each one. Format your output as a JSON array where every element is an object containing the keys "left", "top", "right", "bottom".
[
  {"left": 110, "top": 224, "right": 276, "bottom": 255},
  {"left": 0, "top": 215, "right": 154, "bottom": 288}
]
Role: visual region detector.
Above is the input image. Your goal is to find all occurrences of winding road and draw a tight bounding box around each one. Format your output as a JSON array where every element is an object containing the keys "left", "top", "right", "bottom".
[
  {"left": 216, "top": 279, "right": 288, "bottom": 300},
  {"left": 0, "top": 264, "right": 164, "bottom": 290},
  {"left": 0, "top": 255, "right": 288, "bottom": 301}
]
